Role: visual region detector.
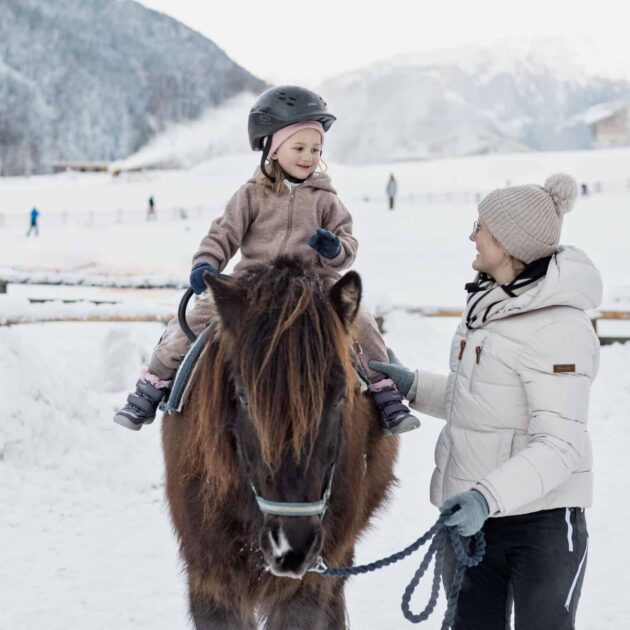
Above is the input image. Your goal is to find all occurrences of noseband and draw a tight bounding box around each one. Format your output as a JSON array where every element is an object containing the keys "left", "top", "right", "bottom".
[{"left": 250, "top": 464, "right": 336, "bottom": 518}]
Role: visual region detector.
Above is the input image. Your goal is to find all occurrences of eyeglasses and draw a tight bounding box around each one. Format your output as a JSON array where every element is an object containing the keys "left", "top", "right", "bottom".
[{"left": 472, "top": 220, "right": 486, "bottom": 236}]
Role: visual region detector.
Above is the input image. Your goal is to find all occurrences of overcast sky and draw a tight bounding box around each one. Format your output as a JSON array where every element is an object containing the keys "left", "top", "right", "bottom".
[{"left": 137, "top": 0, "right": 630, "bottom": 86}]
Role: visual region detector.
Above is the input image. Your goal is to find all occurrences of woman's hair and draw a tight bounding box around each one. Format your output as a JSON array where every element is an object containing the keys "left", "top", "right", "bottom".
[{"left": 255, "top": 157, "right": 328, "bottom": 196}]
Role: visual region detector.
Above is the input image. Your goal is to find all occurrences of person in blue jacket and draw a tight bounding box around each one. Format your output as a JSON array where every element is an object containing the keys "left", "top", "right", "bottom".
[{"left": 26, "top": 207, "right": 40, "bottom": 236}]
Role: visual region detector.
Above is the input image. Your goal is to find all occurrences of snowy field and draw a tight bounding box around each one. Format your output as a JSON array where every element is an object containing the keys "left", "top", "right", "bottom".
[{"left": 1, "top": 149, "right": 629, "bottom": 629}]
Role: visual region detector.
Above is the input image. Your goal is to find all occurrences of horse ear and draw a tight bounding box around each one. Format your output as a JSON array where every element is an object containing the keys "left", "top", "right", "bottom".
[
  {"left": 204, "top": 272, "right": 245, "bottom": 334},
  {"left": 329, "top": 271, "right": 362, "bottom": 328}
]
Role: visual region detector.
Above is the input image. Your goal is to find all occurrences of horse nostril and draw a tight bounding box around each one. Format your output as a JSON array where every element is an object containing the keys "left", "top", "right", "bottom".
[{"left": 278, "top": 549, "right": 307, "bottom": 573}]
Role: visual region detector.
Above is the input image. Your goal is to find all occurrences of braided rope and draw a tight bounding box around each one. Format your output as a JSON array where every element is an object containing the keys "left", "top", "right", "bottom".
[{"left": 317, "top": 516, "right": 485, "bottom": 627}]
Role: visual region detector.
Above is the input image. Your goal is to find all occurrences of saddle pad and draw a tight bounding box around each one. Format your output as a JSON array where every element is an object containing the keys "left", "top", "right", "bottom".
[{"left": 162, "top": 325, "right": 213, "bottom": 415}]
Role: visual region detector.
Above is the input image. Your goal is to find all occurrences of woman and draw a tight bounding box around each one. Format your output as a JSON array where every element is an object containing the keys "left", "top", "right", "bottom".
[{"left": 370, "top": 174, "right": 602, "bottom": 629}]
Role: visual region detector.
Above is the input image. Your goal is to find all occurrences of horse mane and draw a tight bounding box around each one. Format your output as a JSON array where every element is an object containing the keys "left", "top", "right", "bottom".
[{"left": 189, "top": 258, "right": 356, "bottom": 494}]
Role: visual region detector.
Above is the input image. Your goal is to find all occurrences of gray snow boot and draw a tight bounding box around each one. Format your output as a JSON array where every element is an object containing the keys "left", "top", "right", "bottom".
[
  {"left": 113, "top": 378, "right": 167, "bottom": 431},
  {"left": 369, "top": 379, "right": 421, "bottom": 436}
]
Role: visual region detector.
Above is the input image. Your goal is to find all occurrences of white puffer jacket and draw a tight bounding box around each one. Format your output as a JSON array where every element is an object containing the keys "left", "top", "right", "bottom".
[{"left": 409, "top": 246, "right": 602, "bottom": 517}]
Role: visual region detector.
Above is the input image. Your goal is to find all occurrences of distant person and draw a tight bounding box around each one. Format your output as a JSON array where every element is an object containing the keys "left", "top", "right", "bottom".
[
  {"left": 113, "top": 86, "right": 418, "bottom": 437},
  {"left": 26, "top": 207, "right": 39, "bottom": 236},
  {"left": 386, "top": 173, "right": 398, "bottom": 210},
  {"left": 581, "top": 183, "right": 589, "bottom": 196},
  {"left": 147, "top": 195, "right": 156, "bottom": 220}
]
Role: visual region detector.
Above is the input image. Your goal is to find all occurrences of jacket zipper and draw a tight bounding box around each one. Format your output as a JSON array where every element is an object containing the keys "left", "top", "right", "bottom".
[
  {"left": 443, "top": 332, "right": 468, "bottom": 498},
  {"left": 458, "top": 339, "right": 466, "bottom": 360},
  {"left": 447, "top": 335, "right": 468, "bottom": 421},
  {"left": 468, "top": 345, "right": 483, "bottom": 391},
  {"left": 278, "top": 190, "right": 296, "bottom": 255},
  {"left": 475, "top": 346, "right": 482, "bottom": 364}
]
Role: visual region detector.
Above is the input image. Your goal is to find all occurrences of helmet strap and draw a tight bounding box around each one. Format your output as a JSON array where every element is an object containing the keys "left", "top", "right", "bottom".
[
  {"left": 280, "top": 168, "right": 309, "bottom": 184},
  {"left": 260, "top": 137, "right": 276, "bottom": 182}
]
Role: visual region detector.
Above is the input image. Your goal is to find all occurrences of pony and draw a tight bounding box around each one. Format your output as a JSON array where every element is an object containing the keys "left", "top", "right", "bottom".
[{"left": 162, "top": 257, "right": 398, "bottom": 629}]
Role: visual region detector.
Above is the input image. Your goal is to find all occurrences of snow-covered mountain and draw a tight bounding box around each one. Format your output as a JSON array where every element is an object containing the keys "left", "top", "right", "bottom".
[
  {"left": 319, "top": 38, "right": 630, "bottom": 163},
  {"left": 0, "top": 0, "right": 266, "bottom": 175}
]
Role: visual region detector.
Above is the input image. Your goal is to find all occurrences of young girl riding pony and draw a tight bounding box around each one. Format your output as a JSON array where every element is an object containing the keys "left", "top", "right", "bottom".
[{"left": 114, "top": 86, "right": 418, "bottom": 436}]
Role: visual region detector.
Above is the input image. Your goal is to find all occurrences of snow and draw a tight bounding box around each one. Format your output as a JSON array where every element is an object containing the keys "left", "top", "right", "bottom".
[
  {"left": 109, "top": 92, "right": 257, "bottom": 172},
  {"left": 1, "top": 151, "right": 629, "bottom": 628},
  {"left": 0, "top": 294, "right": 176, "bottom": 326},
  {"left": 371, "top": 37, "right": 630, "bottom": 84},
  {"left": 317, "top": 38, "right": 630, "bottom": 163},
  {"left": 567, "top": 97, "right": 630, "bottom": 127},
  {"left": 0, "top": 0, "right": 265, "bottom": 175}
]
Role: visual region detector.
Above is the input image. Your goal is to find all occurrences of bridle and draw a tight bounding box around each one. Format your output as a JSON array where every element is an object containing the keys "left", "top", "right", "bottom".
[{"left": 250, "top": 464, "right": 336, "bottom": 518}]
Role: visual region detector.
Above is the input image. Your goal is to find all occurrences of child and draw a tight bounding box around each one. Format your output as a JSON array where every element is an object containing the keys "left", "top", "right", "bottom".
[{"left": 114, "top": 86, "right": 419, "bottom": 436}]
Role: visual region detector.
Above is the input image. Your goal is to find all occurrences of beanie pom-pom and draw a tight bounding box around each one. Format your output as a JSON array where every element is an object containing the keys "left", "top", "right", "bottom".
[{"left": 544, "top": 173, "right": 577, "bottom": 216}]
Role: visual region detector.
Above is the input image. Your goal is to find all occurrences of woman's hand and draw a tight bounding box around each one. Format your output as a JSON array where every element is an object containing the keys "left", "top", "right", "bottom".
[
  {"left": 368, "top": 348, "right": 415, "bottom": 398},
  {"left": 440, "top": 490, "right": 490, "bottom": 536}
]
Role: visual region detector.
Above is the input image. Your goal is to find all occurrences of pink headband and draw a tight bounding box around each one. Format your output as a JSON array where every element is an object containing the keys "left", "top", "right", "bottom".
[{"left": 267, "top": 121, "right": 325, "bottom": 158}]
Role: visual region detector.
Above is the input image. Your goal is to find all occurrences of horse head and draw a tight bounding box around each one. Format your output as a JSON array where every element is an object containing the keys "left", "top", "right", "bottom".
[{"left": 205, "top": 258, "right": 361, "bottom": 579}]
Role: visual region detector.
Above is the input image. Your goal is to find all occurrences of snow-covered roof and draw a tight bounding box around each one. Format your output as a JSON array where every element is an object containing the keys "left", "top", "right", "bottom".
[{"left": 568, "top": 97, "right": 630, "bottom": 127}]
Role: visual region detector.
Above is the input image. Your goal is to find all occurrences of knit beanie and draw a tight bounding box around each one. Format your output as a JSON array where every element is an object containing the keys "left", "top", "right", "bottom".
[
  {"left": 477, "top": 173, "right": 578, "bottom": 263},
  {"left": 268, "top": 121, "right": 325, "bottom": 158}
]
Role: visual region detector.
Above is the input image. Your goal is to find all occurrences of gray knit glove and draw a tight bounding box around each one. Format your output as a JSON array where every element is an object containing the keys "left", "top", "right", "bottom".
[
  {"left": 440, "top": 490, "right": 490, "bottom": 537},
  {"left": 368, "top": 348, "right": 415, "bottom": 398}
]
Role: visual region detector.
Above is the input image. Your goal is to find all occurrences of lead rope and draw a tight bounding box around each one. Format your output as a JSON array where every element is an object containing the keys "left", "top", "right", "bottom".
[{"left": 311, "top": 515, "right": 485, "bottom": 628}]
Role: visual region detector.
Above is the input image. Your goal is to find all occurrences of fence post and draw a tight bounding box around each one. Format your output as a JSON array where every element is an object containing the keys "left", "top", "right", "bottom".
[{"left": 0, "top": 279, "right": 7, "bottom": 294}]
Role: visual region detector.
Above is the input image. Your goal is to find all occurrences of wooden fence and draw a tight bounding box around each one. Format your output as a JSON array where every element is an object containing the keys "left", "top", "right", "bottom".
[
  {"left": 401, "top": 307, "right": 630, "bottom": 346},
  {"left": 1, "top": 291, "right": 628, "bottom": 345}
]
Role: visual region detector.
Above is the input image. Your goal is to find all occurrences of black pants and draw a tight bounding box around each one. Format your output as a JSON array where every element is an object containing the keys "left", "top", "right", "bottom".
[{"left": 444, "top": 508, "right": 588, "bottom": 630}]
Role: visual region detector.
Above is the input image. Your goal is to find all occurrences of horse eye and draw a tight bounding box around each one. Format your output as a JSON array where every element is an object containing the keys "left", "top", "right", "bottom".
[{"left": 237, "top": 393, "right": 249, "bottom": 408}]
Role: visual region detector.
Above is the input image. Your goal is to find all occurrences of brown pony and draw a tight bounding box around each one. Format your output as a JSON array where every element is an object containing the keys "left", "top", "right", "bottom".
[{"left": 162, "top": 258, "right": 398, "bottom": 629}]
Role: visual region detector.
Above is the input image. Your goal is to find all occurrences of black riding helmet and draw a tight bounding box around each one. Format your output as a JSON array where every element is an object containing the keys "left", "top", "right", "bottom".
[{"left": 248, "top": 86, "right": 336, "bottom": 181}]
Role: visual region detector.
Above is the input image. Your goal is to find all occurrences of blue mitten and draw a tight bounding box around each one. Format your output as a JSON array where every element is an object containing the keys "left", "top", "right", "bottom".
[
  {"left": 308, "top": 228, "right": 341, "bottom": 259},
  {"left": 440, "top": 490, "right": 490, "bottom": 536},
  {"left": 189, "top": 262, "right": 219, "bottom": 294}
]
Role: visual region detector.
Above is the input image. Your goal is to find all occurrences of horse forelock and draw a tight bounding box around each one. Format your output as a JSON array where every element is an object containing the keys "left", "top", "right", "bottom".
[
  {"left": 190, "top": 260, "right": 356, "bottom": 490},
  {"left": 238, "top": 265, "right": 355, "bottom": 471}
]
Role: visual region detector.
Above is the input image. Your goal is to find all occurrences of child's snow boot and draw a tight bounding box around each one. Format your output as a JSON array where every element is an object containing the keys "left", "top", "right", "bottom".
[
  {"left": 369, "top": 378, "right": 420, "bottom": 436},
  {"left": 113, "top": 373, "right": 170, "bottom": 431}
]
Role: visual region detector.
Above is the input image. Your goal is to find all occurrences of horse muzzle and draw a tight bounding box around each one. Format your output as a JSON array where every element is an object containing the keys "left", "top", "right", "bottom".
[{"left": 260, "top": 517, "right": 323, "bottom": 579}]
